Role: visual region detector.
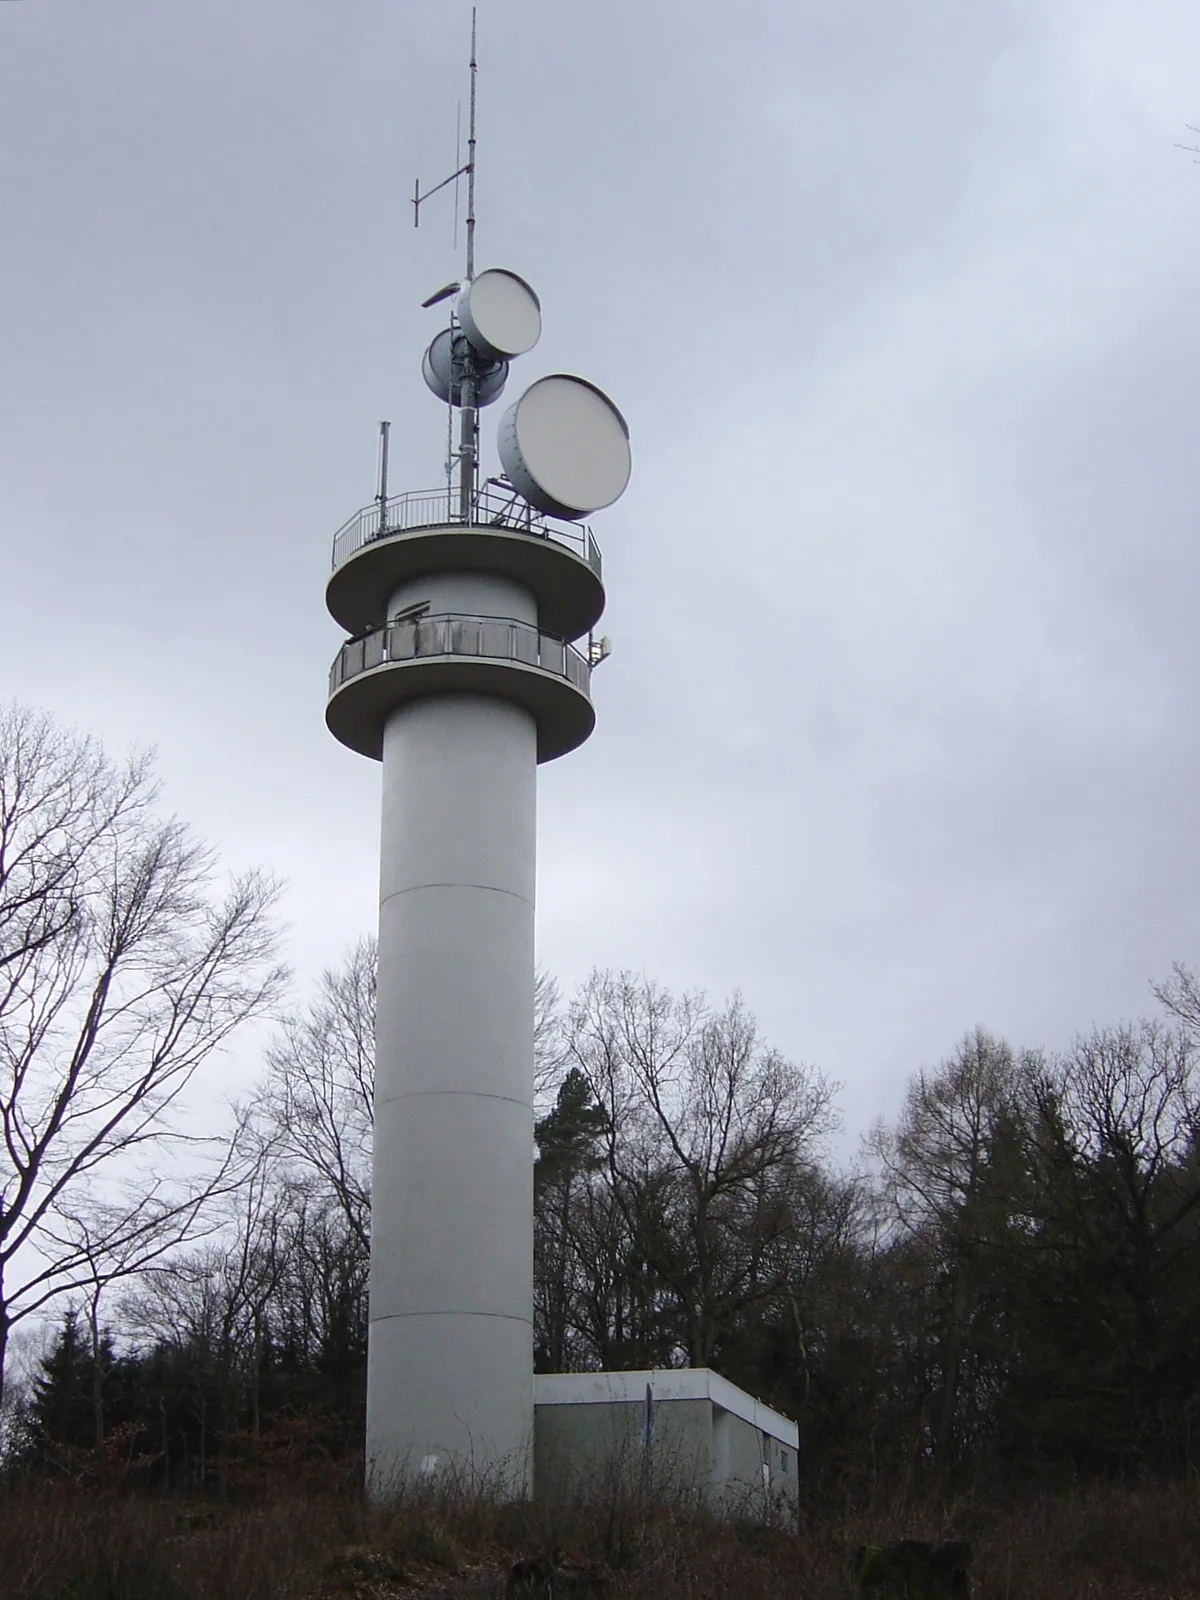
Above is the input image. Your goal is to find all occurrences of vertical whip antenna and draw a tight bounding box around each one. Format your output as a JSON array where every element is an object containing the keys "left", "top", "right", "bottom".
[{"left": 465, "top": 6, "right": 477, "bottom": 284}]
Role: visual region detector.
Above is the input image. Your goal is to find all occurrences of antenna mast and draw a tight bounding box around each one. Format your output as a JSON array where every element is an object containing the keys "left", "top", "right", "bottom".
[
  {"left": 412, "top": 12, "right": 480, "bottom": 523},
  {"left": 465, "top": 8, "right": 476, "bottom": 284},
  {"left": 456, "top": 8, "right": 478, "bottom": 520}
]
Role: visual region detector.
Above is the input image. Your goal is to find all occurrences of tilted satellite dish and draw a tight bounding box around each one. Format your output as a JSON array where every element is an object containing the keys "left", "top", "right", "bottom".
[
  {"left": 497, "top": 374, "right": 631, "bottom": 521},
  {"left": 422, "top": 328, "right": 509, "bottom": 408},
  {"left": 456, "top": 268, "right": 541, "bottom": 362}
]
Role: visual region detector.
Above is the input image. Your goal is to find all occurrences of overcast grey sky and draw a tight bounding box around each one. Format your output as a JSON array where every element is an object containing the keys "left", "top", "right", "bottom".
[{"left": 2, "top": 0, "right": 1198, "bottom": 1146}]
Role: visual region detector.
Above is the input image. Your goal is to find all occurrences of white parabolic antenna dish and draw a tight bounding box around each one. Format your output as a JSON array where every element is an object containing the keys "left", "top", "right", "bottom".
[
  {"left": 422, "top": 328, "right": 509, "bottom": 408},
  {"left": 457, "top": 268, "right": 542, "bottom": 361},
  {"left": 497, "top": 374, "right": 631, "bottom": 521}
]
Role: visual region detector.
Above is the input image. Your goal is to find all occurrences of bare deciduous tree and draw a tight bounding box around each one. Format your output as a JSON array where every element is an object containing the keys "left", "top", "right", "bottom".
[
  {"left": 562, "top": 970, "right": 837, "bottom": 1368},
  {"left": 0, "top": 704, "right": 286, "bottom": 1401},
  {"left": 873, "top": 1029, "right": 1033, "bottom": 1238},
  {"left": 259, "top": 937, "right": 376, "bottom": 1253},
  {"left": 121, "top": 1149, "right": 295, "bottom": 1484},
  {"left": 1040, "top": 1021, "right": 1200, "bottom": 1363},
  {"left": 1154, "top": 961, "right": 1200, "bottom": 1038},
  {"left": 533, "top": 968, "right": 566, "bottom": 1104}
]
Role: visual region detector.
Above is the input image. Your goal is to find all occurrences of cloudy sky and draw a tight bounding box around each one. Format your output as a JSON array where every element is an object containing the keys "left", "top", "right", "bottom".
[{"left": 2, "top": 0, "right": 1198, "bottom": 1149}]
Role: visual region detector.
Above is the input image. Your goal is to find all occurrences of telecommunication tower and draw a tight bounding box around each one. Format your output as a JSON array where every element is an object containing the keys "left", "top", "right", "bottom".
[{"left": 324, "top": 13, "right": 630, "bottom": 1493}]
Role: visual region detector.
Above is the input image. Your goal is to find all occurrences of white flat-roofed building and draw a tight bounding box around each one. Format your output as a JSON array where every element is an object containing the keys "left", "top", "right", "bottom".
[{"left": 534, "top": 1368, "right": 799, "bottom": 1523}]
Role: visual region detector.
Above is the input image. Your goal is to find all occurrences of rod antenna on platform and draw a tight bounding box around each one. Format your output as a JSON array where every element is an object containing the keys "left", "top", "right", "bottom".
[{"left": 377, "top": 421, "right": 391, "bottom": 531}]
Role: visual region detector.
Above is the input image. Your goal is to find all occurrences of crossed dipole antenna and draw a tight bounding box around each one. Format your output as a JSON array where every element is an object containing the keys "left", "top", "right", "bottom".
[
  {"left": 413, "top": 6, "right": 477, "bottom": 285},
  {"left": 409, "top": 9, "right": 481, "bottom": 518}
]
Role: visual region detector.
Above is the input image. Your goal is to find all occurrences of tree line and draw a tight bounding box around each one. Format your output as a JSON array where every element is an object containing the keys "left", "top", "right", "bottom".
[
  {"left": 536, "top": 972, "right": 1200, "bottom": 1491},
  {"left": 3, "top": 704, "right": 1200, "bottom": 1502}
]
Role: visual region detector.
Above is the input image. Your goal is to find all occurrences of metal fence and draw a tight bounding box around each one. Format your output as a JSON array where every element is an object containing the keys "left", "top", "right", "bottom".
[
  {"left": 331, "top": 485, "right": 603, "bottom": 578},
  {"left": 329, "top": 611, "right": 592, "bottom": 699}
]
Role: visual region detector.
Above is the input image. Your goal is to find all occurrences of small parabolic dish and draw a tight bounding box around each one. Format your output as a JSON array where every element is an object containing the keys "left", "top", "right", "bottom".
[
  {"left": 456, "top": 269, "right": 541, "bottom": 362},
  {"left": 422, "top": 328, "right": 509, "bottom": 408},
  {"left": 497, "top": 374, "right": 632, "bottom": 521}
]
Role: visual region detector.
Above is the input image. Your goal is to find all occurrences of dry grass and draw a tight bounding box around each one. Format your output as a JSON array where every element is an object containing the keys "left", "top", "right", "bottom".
[{"left": 1, "top": 1471, "right": 1199, "bottom": 1598}]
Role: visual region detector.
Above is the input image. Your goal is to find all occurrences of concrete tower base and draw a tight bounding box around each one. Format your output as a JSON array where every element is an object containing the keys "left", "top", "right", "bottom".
[{"left": 368, "top": 693, "right": 536, "bottom": 1493}]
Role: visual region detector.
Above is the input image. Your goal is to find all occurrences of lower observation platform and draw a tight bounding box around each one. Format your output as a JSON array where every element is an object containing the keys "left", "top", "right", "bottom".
[{"left": 326, "top": 611, "right": 594, "bottom": 762}]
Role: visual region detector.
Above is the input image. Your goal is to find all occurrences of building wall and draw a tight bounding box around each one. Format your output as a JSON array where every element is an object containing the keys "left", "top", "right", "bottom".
[
  {"left": 535, "top": 1397, "right": 714, "bottom": 1503},
  {"left": 761, "top": 1424, "right": 800, "bottom": 1519},
  {"left": 712, "top": 1408, "right": 798, "bottom": 1521},
  {"left": 714, "top": 1405, "right": 762, "bottom": 1511},
  {"left": 534, "top": 1369, "right": 800, "bottom": 1516},
  {"left": 533, "top": 1388, "right": 800, "bottom": 1524}
]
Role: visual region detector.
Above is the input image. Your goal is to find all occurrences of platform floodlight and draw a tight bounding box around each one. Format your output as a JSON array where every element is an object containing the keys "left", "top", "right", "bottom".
[{"left": 421, "top": 280, "right": 461, "bottom": 309}]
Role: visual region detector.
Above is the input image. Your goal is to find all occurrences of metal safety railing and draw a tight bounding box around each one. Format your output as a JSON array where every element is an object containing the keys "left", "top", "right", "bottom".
[
  {"left": 329, "top": 611, "right": 592, "bottom": 700},
  {"left": 331, "top": 485, "right": 603, "bottom": 578}
]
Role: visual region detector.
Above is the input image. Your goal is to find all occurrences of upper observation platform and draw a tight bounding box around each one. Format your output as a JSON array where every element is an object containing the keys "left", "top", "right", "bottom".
[{"left": 326, "top": 485, "right": 605, "bottom": 642}]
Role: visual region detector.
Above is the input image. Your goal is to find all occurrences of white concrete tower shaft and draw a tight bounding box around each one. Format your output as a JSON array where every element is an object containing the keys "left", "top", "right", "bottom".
[{"left": 325, "top": 501, "right": 604, "bottom": 1493}]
